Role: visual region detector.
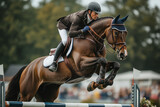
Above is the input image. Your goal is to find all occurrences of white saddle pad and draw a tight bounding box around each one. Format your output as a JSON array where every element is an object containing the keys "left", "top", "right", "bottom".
[
  {"left": 43, "top": 38, "right": 73, "bottom": 68},
  {"left": 43, "top": 55, "right": 64, "bottom": 68}
]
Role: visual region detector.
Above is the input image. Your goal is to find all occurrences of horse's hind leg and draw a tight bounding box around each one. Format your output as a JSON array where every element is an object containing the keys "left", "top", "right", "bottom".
[
  {"left": 19, "top": 82, "right": 40, "bottom": 101},
  {"left": 35, "top": 83, "right": 61, "bottom": 102},
  {"left": 19, "top": 68, "right": 40, "bottom": 101},
  {"left": 19, "top": 80, "right": 40, "bottom": 101}
]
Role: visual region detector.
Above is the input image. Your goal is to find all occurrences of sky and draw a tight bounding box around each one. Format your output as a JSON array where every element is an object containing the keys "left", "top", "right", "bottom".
[{"left": 32, "top": 0, "right": 160, "bottom": 12}]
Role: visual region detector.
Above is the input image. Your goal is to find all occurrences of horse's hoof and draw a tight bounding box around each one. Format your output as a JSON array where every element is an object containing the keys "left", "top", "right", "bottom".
[
  {"left": 87, "top": 81, "right": 97, "bottom": 92},
  {"left": 98, "top": 84, "right": 106, "bottom": 89}
]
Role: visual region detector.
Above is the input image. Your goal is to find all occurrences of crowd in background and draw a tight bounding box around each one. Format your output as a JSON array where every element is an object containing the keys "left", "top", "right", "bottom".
[
  {"left": 58, "top": 81, "right": 160, "bottom": 104},
  {"left": 140, "top": 81, "right": 160, "bottom": 103},
  {"left": 58, "top": 86, "right": 132, "bottom": 103}
]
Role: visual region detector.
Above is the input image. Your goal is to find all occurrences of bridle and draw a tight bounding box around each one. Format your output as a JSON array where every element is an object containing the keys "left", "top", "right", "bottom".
[
  {"left": 110, "top": 25, "right": 127, "bottom": 51},
  {"left": 88, "top": 24, "right": 127, "bottom": 52}
]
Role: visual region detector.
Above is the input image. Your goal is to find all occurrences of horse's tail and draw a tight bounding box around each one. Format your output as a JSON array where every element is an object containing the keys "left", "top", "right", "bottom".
[{"left": 5, "top": 65, "right": 27, "bottom": 101}]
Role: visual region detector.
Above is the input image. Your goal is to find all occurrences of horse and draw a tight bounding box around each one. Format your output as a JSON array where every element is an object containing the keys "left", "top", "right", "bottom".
[{"left": 5, "top": 15, "right": 128, "bottom": 102}]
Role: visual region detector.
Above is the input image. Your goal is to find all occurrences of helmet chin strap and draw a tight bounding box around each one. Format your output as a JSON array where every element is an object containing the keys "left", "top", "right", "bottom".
[{"left": 88, "top": 10, "right": 93, "bottom": 20}]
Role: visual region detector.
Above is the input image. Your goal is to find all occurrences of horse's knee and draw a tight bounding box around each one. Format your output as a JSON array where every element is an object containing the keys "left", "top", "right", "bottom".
[
  {"left": 98, "top": 58, "right": 107, "bottom": 66},
  {"left": 113, "top": 62, "right": 120, "bottom": 70}
]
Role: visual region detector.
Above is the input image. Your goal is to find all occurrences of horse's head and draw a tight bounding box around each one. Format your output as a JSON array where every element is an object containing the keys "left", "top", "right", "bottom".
[
  {"left": 88, "top": 15, "right": 128, "bottom": 60},
  {"left": 105, "top": 15, "right": 128, "bottom": 60}
]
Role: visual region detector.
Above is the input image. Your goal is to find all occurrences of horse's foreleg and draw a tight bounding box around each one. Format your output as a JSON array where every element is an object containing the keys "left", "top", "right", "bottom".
[
  {"left": 96, "top": 66, "right": 105, "bottom": 84},
  {"left": 81, "top": 57, "right": 107, "bottom": 82},
  {"left": 98, "top": 61, "right": 120, "bottom": 89},
  {"left": 105, "top": 61, "right": 120, "bottom": 86},
  {"left": 87, "top": 57, "right": 107, "bottom": 91},
  {"left": 95, "top": 57, "right": 107, "bottom": 84}
]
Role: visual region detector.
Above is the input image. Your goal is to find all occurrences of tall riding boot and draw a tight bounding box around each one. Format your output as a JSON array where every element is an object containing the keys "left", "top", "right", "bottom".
[{"left": 49, "top": 42, "right": 65, "bottom": 71}]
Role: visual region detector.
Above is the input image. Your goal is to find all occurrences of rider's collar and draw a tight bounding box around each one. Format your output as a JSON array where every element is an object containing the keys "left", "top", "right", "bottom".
[{"left": 87, "top": 14, "right": 92, "bottom": 24}]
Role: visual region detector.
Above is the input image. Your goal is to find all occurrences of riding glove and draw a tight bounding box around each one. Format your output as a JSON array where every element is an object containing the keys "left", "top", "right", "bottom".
[{"left": 82, "top": 26, "right": 90, "bottom": 32}]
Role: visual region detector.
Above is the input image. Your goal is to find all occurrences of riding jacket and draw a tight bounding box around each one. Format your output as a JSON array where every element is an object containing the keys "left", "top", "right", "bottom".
[{"left": 57, "top": 10, "right": 88, "bottom": 37}]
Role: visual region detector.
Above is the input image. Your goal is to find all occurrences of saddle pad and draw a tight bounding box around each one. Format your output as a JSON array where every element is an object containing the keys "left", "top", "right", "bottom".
[
  {"left": 43, "top": 38, "right": 73, "bottom": 68},
  {"left": 43, "top": 55, "right": 64, "bottom": 68}
]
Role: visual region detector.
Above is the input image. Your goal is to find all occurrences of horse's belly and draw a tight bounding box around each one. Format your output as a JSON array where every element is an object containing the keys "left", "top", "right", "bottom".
[{"left": 65, "top": 76, "right": 89, "bottom": 84}]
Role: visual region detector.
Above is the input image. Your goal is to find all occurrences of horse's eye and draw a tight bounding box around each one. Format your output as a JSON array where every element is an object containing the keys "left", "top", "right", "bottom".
[{"left": 115, "top": 32, "right": 118, "bottom": 36}]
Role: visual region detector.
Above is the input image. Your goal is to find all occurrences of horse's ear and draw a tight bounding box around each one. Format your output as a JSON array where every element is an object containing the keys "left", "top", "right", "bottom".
[
  {"left": 113, "top": 15, "right": 120, "bottom": 23},
  {"left": 120, "top": 15, "right": 129, "bottom": 23}
]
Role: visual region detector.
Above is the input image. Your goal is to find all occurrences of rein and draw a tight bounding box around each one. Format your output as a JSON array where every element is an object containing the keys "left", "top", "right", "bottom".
[
  {"left": 89, "top": 26, "right": 105, "bottom": 40},
  {"left": 88, "top": 32, "right": 103, "bottom": 46},
  {"left": 87, "top": 26, "right": 106, "bottom": 52},
  {"left": 88, "top": 26, "right": 106, "bottom": 46}
]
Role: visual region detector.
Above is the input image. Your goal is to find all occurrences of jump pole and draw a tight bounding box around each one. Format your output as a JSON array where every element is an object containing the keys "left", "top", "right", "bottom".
[
  {"left": 5, "top": 102, "right": 133, "bottom": 107},
  {"left": 0, "top": 64, "right": 5, "bottom": 107}
]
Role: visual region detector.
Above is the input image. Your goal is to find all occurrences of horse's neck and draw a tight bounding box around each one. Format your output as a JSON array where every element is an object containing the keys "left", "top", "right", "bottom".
[{"left": 91, "top": 18, "right": 112, "bottom": 35}]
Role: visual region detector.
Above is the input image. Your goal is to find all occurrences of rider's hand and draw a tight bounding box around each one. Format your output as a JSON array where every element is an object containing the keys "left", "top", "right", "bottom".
[{"left": 82, "top": 26, "right": 90, "bottom": 32}]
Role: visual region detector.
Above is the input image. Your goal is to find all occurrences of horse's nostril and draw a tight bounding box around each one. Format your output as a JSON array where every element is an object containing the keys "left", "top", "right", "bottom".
[{"left": 120, "top": 53, "right": 124, "bottom": 58}]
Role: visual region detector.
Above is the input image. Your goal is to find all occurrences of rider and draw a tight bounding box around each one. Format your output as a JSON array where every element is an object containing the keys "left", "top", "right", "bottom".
[{"left": 49, "top": 2, "right": 101, "bottom": 71}]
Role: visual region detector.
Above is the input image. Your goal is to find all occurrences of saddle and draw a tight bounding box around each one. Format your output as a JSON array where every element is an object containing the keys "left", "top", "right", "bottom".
[
  {"left": 43, "top": 37, "right": 73, "bottom": 68},
  {"left": 49, "top": 37, "right": 71, "bottom": 56}
]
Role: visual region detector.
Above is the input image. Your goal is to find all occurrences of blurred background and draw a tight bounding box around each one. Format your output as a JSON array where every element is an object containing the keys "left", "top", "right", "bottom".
[{"left": 0, "top": 0, "right": 160, "bottom": 106}]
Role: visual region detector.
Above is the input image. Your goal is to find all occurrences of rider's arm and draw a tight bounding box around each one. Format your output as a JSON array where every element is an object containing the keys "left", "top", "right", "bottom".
[
  {"left": 68, "top": 16, "right": 84, "bottom": 38},
  {"left": 69, "top": 30, "right": 83, "bottom": 38}
]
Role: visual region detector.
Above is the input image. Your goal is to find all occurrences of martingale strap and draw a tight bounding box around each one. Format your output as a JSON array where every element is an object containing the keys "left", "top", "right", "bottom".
[
  {"left": 89, "top": 26, "right": 104, "bottom": 41},
  {"left": 88, "top": 27, "right": 104, "bottom": 46}
]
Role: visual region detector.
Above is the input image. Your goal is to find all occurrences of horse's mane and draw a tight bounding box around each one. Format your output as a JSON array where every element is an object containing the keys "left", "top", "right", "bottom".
[{"left": 88, "top": 16, "right": 113, "bottom": 25}]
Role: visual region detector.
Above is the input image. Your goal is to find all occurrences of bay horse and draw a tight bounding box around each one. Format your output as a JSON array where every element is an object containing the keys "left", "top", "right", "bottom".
[{"left": 5, "top": 15, "right": 128, "bottom": 102}]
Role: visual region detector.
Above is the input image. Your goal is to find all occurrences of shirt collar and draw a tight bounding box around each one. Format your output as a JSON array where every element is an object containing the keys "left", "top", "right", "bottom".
[{"left": 87, "top": 14, "right": 92, "bottom": 24}]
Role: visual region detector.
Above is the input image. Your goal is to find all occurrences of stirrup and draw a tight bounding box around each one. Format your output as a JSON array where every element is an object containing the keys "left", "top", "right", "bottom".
[{"left": 49, "top": 62, "right": 57, "bottom": 72}]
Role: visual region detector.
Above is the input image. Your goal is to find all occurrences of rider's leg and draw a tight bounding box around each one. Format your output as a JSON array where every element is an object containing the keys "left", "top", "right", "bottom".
[
  {"left": 49, "top": 29, "right": 68, "bottom": 71},
  {"left": 49, "top": 42, "right": 65, "bottom": 71}
]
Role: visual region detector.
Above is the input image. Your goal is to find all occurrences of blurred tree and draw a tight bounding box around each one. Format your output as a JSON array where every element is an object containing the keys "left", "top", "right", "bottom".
[
  {"left": 103, "top": 0, "right": 160, "bottom": 72},
  {"left": 0, "top": 0, "right": 33, "bottom": 69},
  {"left": 0, "top": 0, "right": 84, "bottom": 70},
  {"left": 25, "top": 0, "right": 84, "bottom": 61}
]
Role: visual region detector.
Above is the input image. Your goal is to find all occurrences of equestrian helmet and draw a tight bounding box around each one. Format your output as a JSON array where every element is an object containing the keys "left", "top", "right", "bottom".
[{"left": 87, "top": 2, "right": 101, "bottom": 13}]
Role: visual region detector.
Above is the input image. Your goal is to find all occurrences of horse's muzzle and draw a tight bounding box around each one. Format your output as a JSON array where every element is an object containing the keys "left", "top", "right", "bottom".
[{"left": 117, "top": 49, "right": 128, "bottom": 60}]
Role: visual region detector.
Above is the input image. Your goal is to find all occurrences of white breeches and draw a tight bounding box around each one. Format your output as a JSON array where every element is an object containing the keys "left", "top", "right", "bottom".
[{"left": 58, "top": 29, "right": 68, "bottom": 45}]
